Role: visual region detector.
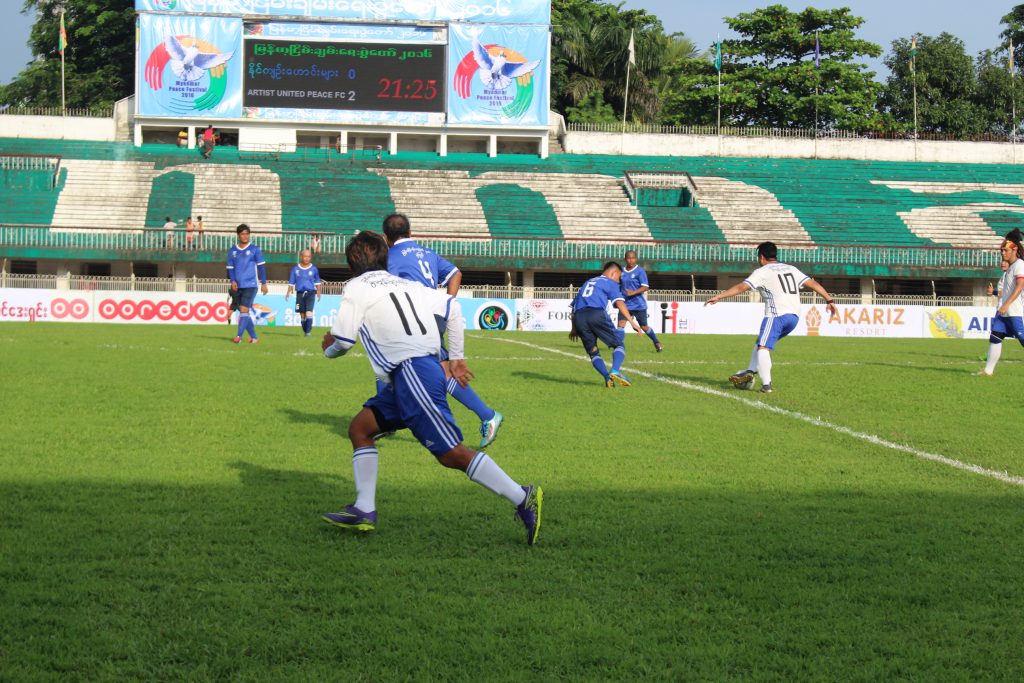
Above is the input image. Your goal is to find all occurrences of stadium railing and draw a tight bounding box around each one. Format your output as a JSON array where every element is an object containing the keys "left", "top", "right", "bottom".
[
  {"left": 0, "top": 274, "right": 986, "bottom": 307},
  {"left": 0, "top": 224, "right": 998, "bottom": 270}
]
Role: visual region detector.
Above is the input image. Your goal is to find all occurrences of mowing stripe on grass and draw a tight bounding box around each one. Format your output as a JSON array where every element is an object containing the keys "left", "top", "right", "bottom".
[{"left": 494, "top": 336, "right": 1024, "bottom": 489}]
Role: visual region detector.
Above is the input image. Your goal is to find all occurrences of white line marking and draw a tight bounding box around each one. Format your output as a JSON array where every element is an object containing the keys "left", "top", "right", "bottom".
[{"left": 493, "top": 336, "right": 1024, "bottom": 488}]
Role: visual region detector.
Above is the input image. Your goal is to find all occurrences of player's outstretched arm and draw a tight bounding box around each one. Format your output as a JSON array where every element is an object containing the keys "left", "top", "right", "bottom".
[
  {"left": 705, "top": 281, "right": 751, "bottom": 306},
  {"left": 804, "top": 279, "right": 838, "bottom": 316}
]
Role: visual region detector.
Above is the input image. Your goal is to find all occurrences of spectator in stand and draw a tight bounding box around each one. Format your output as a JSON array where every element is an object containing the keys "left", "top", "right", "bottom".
[
  {"left": 163, "top": 216, "right": 177, "bottom": 249},
  {"left": 177, "top": 128, "right": 189, "bottom": 148},
  {"left": 310, "top": 232, "right": 321, "bottom": 256},
  {"left": 226, "top": 286, "right": 240, "bottom": 325},
  {"left": 202, "top": 125, "right": 216, "bottom": 159},
  {"left": 196, "top": 216, "right": 205, "bottom": 249},
  {"left": 185, "top": 217, "right": 195, "bottom": 250}
]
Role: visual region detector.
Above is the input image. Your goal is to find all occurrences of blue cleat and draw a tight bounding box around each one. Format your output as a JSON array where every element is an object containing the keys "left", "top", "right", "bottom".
[
  {"left": 479, "top": 411, "right": 503, "bottom": 449},
  {"left": 609, "top": 370, "right": 632, "bottom": 387},
  {"left": 515, "top": 485, "right": 543, "bottom": 545},
  {"left": 322, "top": 505, "right": 377, "bottom": 532}
]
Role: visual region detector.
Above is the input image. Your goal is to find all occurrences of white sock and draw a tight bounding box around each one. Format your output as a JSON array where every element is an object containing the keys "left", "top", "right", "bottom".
[
  {"left": 352, "top": 446, "right": 379, "bottom": 512},
  {"left": 985, "top": 343, "right": 1003, "bottom": 374},
  {"left": 757, "top": 348, "right": 773, "bottom": 385},
  {"left": 466, "top": 453, "right": 526, "bottom": 506},
  {"left": 747, "top": 346, "right": 759, "bottom": 372}
]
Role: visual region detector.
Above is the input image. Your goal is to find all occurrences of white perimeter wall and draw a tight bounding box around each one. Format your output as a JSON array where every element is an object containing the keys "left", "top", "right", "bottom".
[
  {"left": 0, "top": 116, "right": 115, "bottom": 141},
  {"left": 564, "top": 131, "right": 1021, "bottom": 164}
]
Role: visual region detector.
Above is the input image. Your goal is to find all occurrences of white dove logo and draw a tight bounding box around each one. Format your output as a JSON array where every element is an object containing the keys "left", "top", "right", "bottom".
[
  {"left": 472, "top": 39, "right": 540, "bottom": 90},
  {"left": 164, "top": 34, "right": 233, "bottom": 82}
]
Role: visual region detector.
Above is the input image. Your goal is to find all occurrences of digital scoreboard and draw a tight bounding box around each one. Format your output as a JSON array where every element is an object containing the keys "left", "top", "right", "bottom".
[{"left": 243, "top": 40, "right": 446, "bottom": 113}]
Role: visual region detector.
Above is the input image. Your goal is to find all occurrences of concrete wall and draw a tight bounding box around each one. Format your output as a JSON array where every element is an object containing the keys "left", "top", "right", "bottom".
[
  {"left": 0, "top": 116, "right": 115, "bottom": 141},
  {"left": 563, "top": 131, "right": 1024, "bottom": 164}
]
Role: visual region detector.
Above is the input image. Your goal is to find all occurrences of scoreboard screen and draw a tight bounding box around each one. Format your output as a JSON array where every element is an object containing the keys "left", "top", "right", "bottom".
[{"left": 243, "top": 40, "right": 446, "bottom": 113}]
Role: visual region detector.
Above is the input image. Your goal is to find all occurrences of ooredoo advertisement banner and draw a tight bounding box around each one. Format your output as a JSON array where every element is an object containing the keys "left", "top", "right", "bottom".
[{"left": 0, "top": 290, "right": 516, "bottom": 331}]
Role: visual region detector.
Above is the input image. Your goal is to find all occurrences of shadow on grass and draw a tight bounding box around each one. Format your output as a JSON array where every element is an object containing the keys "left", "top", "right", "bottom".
[
  {"left": 279, "top": 407, "right": 353, "bottom": 437},
  {"left": 4, "top": 472, "right": 1024, "bottom": 681},
  {"left": 510, "top": 370, "right": 592, "bottom": 386}
]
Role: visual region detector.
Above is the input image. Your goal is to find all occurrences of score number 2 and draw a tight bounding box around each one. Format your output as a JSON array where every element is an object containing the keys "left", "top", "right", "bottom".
[{"left": 377, "top": 78, "right": 438, "bottom": 100}]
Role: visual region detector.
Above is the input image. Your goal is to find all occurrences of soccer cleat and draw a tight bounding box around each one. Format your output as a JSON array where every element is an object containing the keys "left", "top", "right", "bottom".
[
  {"left": 231, "top": 336, "right": 241, "bottom": 344},
  {"left": 322, "top": 505, "right": 377, "bottom": 532},
  {"left": 760, "top": 383, "right": 774, "bottom": 394},
  {"left": 609, "top": 370, "right": 632, "bottom": 387},
  {"left": 729, "top": 370, "right": 755, "bottom": 388},
  {"left": 655, "top": 342, "right": 664, "bottom": 353},
  {"left": 479, "top": 411, "right": 504, "bottom": 449},
  {"left": 604, "top": 376, "right": 615, "bottom": 388},
  {"left": 249, "top": 337, "right": 259, "bottom": 344},
  {"left": 977, "top": 369, "right": 993, "bottom": 376},
  {"left": 515, "top": 485, "right": 543, "bottom": 545}
]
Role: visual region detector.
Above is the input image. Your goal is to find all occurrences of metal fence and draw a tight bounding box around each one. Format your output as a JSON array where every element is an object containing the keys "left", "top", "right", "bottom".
[
  {"left": 0, "top": 224, "right": 999, "bottom": 271},
  {"left": 0, "top": 106, "right": 113, "bottom": 118},
  {"left": 0, "top": 274, "right": 986, "bottom": 307},
  {"left": 566, "top": 122, "right": 1020, "bottom": 143}
]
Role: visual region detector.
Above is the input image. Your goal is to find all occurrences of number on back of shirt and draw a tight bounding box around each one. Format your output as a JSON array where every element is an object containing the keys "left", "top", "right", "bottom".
[
  {"left": 418, "top": 259, "right": 433, "bottom": 284},
  {"left": 777, "top": 273, "right": 798, "bottom": 294},
  {"left": 581, "top": 281, "right": 596, "bottom": 298},
  {"left": 389, "top": 292, "right": 427, "bottom": 336}
]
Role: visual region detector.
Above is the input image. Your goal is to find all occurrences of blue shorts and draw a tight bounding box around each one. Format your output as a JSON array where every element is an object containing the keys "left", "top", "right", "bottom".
[
  {"left": 618, "top": 308, "right": 649, "bottom": 327},
  {"left": 364, "top": 356, "right": 463, "bottom": 457},
  {"left": 236, "top": 287, "right": 257, "bottom": 308},
  {"left": 990, "top": 315, "right": 1024, "bottom": 344},
  {"left": 294, "top": 290, "right": 316, "bottom": 315},
  {"left": 574, "top": 307, "right": 622, "bottom": 353},
  {"left": 756, "top": 314, "right": 798, "bottom": 350}
]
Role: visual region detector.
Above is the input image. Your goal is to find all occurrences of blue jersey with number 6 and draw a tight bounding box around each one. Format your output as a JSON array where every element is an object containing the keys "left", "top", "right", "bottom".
[
  {"left": 388, "top": 238, "right": 458, "bottom": 289},
  {"left": 573, "top": 275, "right": 625, "bottom": 311}
]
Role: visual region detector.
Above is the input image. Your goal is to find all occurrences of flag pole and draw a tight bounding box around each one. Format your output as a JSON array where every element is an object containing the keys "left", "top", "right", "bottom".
[
  {"left": 60, "top": 7, "right": 66, "bottom": 116},
  {"left": 715, "top": 35, "right": 722, "bottom": 137},
  {"left": 622, "top": 29, "right": 634, "bottom": 149},
  {"left": 911, "top": 35, "right": 918, "bottom": 143},
  {"left": 1011, "top": 38, "right": 1016, "bottom": 150}
]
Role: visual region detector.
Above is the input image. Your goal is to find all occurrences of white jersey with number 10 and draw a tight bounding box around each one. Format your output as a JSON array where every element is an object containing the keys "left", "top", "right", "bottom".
[
  {"left": 743, "top": 262, "right": 810, "bottom": 318},
  {"left": 329, "top": 270, "right": 465, "bottom": 380}
]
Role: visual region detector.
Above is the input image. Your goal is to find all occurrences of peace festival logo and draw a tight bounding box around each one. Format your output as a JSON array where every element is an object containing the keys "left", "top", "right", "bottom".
[
  {"left": 144, "top": 34, "right": 234, "bottom": 113},
  {"left": 454, "top": 37, "right": 540, "bottom": 119}
]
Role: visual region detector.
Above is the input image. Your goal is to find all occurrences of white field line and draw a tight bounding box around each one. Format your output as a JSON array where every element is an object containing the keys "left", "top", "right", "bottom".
[{"left": 493, "top": 336, "right": 1024, "bottom": 488}]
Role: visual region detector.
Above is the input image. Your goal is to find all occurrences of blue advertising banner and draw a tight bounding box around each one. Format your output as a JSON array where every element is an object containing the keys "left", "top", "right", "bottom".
[
  {"left": 138, "top": 14, "right": 243, "bottom": 118},
  {"left": 249, "top": 295, "right": 516, "bottom": 332},
  {"left": 136, "top": 0, "right": 550, "bottom": 25},
  {"left": 448, "top": 24, "right": 548, "bottom": 127}
]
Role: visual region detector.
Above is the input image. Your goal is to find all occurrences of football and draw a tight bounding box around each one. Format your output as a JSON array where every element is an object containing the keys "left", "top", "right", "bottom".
[{"left": 738, "top": 377, "right": 755, "bottom": 390}]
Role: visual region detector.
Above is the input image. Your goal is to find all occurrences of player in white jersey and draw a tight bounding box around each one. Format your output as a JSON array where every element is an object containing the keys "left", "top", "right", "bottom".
[
  {"left": 979, "top": 230, "right": 1024, "bottom": 376},
  {"left": 319, "top": 231, "right": 542, "bottom": 545},
  {"left": 705, "top": 241, "right": 837, "bottom": 393}
]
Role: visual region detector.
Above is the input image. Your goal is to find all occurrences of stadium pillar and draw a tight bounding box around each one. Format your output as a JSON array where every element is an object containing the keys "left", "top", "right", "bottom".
[
  {"left": 338, "top": 131, "right": 348, "bottom": 154},
  {"left": 388, "top": 132, "right": 398, "bottom": 156},
  {"left": 860, "top": 278, "right": 874, "bottom": 305},
  {"left": 488, "top": 135, "right": 497, "bottom": 158},
  {"left": 539, "top": 136, "right": 549, "bottom": 159},
  {"left": 439, "top": 134, "right": 448, "bottom": 157}
]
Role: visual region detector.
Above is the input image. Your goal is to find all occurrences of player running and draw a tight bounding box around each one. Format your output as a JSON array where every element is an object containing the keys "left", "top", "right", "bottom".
[
  {"left": 320, "top": 231, "right": 542, "bottom": 545},
  {"left": 570, "top": 261, "right": 644, "bottom": 387},
  {"left": 705, "top": 241, "right": 837, "bottom": 393},
  {"left": 618, "top": 250, "right": 663, "bottom": 352},
  {"left": 979, "top": 230, "right": 1024, "bottom": 376}
]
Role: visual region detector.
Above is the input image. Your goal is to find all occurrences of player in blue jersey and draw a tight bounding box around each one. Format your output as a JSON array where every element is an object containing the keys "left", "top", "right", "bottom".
[
  {"left": 285, "top": 249, "right": 321, "bottom": 337},
  {"left": 570, "top": 262, "right": 644, "bottom": 387},
  {"left": 382, "top": 213, "right": 503, "bottom": 448},
  {"left": 617, "top": 250, "right": 664, "bottom": 352},
  {"left": 319, "top": 231, "right": 542, "bottom": 545},
  {"left": 226, "top": 224, "right": 268, "bottom": 344}
]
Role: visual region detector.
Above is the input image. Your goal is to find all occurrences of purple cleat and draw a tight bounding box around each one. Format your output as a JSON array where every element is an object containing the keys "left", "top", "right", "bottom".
[
  {"left": 515, "top": 485, "right": 543, "bottom": 546},
  {"left": 322, "top": 505, "right": 377, "bottom": 532}
]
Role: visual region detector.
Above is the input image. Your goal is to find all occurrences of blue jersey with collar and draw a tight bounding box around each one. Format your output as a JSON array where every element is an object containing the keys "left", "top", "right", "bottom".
[
  {"left": 227, "top": 243, "right": 266, "bottom": 288},
  {"left": 573, "top": 275, "right": 625, "bottom": 311},
  {"left": 621, "top": 265, "right": 650, "bottom": 311},
  {"left": 387, "top": 239, "right": 458, "bottom": 289},
  {"left": 289, "top": 264, "right": 321, "bottom": 292}
]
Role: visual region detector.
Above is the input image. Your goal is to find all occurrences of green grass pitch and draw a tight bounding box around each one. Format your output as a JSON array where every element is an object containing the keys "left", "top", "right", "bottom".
[{"left": 2, "top": 322, "right": 1023, "bottom": 680}]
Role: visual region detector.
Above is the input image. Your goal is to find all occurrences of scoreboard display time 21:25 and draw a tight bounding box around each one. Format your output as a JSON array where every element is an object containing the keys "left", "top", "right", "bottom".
[{"left": 244, "top": 40, "right": 446, "bottom": 113}]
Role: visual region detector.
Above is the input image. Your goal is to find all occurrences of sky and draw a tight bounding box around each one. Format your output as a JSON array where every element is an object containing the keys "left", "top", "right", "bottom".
[{"left": 0, "top": 1, "right": 1014, "bottom": 85}]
